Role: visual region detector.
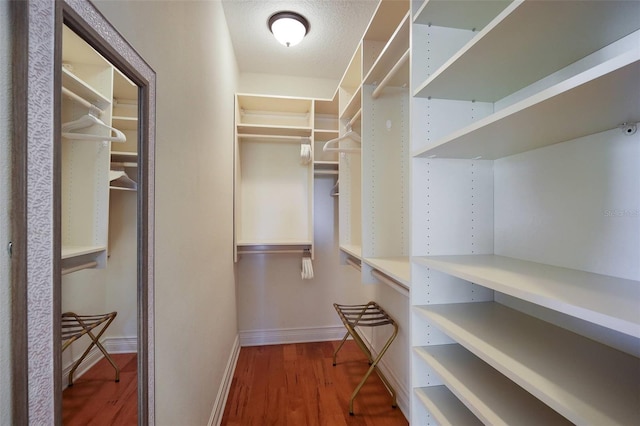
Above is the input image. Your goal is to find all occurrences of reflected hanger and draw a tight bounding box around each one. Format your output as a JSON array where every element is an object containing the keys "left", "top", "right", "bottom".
[
  {"left": 62, "top": 107, "right": 126, "bottom": 143},
  {"left": 323, "top": 125, "right": 361, "bottom": 153}
]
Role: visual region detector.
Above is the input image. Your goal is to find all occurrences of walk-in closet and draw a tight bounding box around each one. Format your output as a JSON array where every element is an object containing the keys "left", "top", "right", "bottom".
[{"left": 6, "top": 0, "right": 639, "bottom": 424}]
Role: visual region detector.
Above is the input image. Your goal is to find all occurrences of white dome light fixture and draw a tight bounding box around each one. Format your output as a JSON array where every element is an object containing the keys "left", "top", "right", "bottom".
[{"left": 268, "top": 11, "right": 309, "bottom": 47}]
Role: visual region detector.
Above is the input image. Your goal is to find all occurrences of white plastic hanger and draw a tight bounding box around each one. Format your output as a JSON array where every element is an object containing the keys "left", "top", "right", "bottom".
[
  {"left": 323, "top": 125, "right": 361, "bottom": 153},
  {"left": 62, "top": 108, "right": 126, "bottom": 143}
]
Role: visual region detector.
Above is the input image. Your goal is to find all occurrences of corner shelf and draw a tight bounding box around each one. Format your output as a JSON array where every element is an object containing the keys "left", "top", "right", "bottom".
[
  {"left": 416, "top": 302, "right": 640, "bottom": 425},
  {"left": 414, "top": 345, "right": 571, "bottom": 425}
]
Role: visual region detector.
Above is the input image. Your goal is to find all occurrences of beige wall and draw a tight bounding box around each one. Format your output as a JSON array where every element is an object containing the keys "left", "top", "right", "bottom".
[
  {"left": 94, "top": 1, "right": 239, "bottom": 424},
  {"left": 0, "top": 0, "right": 12, "bottom": 423}
]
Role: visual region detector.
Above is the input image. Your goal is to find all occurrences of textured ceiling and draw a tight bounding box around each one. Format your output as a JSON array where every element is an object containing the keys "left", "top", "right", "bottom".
[{"left": 221, "top": 0, "right": 379, "bottom": 81}]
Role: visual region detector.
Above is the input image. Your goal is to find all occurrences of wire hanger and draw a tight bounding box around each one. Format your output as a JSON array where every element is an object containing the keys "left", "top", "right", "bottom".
[
  {"left": 323, "top": 125, "right": 361, "bottom": 153},
  {"left": 62, "top": 107, "right": 126, "bottom": 143}
]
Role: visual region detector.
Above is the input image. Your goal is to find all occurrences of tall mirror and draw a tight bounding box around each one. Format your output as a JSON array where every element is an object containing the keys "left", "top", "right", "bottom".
[
  {"left": 59, "top": 24, "right": 140, "bottom": 424},
  {"left": 12, "top": 0, "right": 155, "bottom": 424}
]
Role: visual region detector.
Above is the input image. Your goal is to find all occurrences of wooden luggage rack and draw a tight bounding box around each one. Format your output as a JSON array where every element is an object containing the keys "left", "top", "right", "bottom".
[
  {"left": 61, "top": 311, "right": 119, "bottom": 386},
  {"left": 333, "top": 301, "right": 398, "bottom": 415}
]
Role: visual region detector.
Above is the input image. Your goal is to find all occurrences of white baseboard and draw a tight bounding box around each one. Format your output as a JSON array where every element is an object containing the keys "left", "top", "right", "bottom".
[
  {"left": 239, "top": 325, "right": 347, "bottom": 346},
  {"left": 61, "top": 336, "right": 137, "bottom": 389},
  {"left": 209, "top": 335, "right": 241, "bottom": 426}
]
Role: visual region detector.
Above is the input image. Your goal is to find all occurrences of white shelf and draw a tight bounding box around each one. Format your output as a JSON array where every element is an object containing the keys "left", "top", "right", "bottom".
[
  {"left": 62, "top": 67, "right": 111, "bottom": 111},
  {"left": 415, "top": 345, "right": 571, "bottom": 425},
  {"left": 364, "top": 257, "right": 410, "bottom": 287},
  {"left": 340, "top": 86, "right": 362, "bottom": 120},
  {"left": 414, "top": 386, "right": 481, "bottom": 426},
  {"left": 414, "top": 254, "right": 640, "bottom": 338},
  {"left": 417, "top": 302, "right": 640, "bottom": 425},
  {"left": 413, "top": 53, "right": 640, "bottom": 159},
  {"left": 339, "top": 244, "right": 362, "bottom": 260},
  {"left": 363, "top": 12, "right": 410, "bottom": 87},
  {"left": 110, "top": 186, "right": 136, "bottom": 192},
  {"left": 413, "top": 0, "right": 511, "bottom": 30},
  {"left": 236, "top": 124, "right": 312, "bottom": 137},
  {"left": 61, "top": 245, "right": 106, "bottom": 259},
  {"left": 414, "top": 0, "right": 640, "bottom": 102},
  {"left": 112, "top": 115, "right": 138, "bottom": 131}
]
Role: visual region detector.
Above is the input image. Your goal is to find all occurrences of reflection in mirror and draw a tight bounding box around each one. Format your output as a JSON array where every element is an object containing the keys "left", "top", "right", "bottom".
[{"left": 60, "top": 24, "right": 139, "bottom": 424}]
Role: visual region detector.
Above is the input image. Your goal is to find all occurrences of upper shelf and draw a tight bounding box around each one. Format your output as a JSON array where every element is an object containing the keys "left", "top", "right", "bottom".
[
  {"left": 413, "top": 0, "right": 640, "bottom": 102},
  {"left": 413, "top": 52, "right": 640, "bottom": 159},
  {"left": 62, "top": 67, "right": 111, "bottom": 111},
  {"left": 413, "top": 254, "right": 640, "bottom": 338},
  {"left": 364, "top": 12, "right": 410, "bottom": 87}
]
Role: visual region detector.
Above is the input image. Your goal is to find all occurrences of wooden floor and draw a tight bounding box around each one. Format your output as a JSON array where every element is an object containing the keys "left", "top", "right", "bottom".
[
  {"left": 221, "top": 340, "right": 408, "bottom": 426},
  {"left": 62, "top": 353, "right": 137, "bottom": 426}
]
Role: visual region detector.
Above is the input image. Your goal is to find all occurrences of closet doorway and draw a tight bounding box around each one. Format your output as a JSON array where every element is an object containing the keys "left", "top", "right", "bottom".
[{"left": 12, "top": 0, "right": 155, "bottom": 424}]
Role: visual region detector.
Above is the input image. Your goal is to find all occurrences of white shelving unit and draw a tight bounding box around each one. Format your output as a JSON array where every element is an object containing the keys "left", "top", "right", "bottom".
[
  {"left": 313, "top": 96, "right": 339, "bottom": 175},
  {"left": 61, "top": 25, "right": 114, "bottom": 272},
  {"left": 410, "top": 0, "right": 640, "bottom": 424},
  {"left": 337, "top": 0, "right": 412, "bottom": 294},
  {"left": 234, "top": 94, "right": 314, "bottom": 260}
]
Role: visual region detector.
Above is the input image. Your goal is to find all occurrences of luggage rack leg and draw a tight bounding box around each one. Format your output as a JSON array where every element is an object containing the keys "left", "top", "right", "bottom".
[
  {"left": 332, "top": 302, "right": 398, "bottom": 415},
  {"left": 61, "top": 312, "right": 120, "bottom": 386}
]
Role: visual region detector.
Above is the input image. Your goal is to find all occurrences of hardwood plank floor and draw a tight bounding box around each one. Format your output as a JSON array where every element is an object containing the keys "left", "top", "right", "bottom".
[
  {"left": 221, "top": 341, "right": 409, "bottom": 426},
  {"left": 62, "top": 353, "right": 137, "bottom": 426}
]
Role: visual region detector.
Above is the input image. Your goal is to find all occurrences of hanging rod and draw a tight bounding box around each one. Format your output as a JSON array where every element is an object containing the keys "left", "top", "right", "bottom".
[
  {"left": 372, "top": 49, "right": 410, "bottom": 100},
  {"left": 314, "top": 169, "right": 338, "bottom": 175},
  {"left": 61, "top": 261, "right": 98, "bottom": 276},
  {"left": 346, "top": 258, "right": 361, "bottom": 271},
  {"left": 371, "top": 269, "right": 409, "bottom": 297},
  {"left": 348, "top": 109, "right": 362, "bottom": 129},
  {"left": 62, "top": 87, "right": 104, "bottom": 114},
  {"left": 237, "top": 134, "right": 309, "bottom": 141}
]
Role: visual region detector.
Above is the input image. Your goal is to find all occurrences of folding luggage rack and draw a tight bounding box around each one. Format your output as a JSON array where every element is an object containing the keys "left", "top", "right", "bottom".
[
  {"left": 61, "top": 311, "right": 120, "bottom": 386},
  {"left": 333, "top": 301, "right": 398, "bottom": 415}
]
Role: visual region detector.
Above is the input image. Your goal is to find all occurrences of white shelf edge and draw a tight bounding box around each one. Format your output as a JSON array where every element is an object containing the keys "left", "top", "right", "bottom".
[
  {"left": 414, "top": 386, "right": 482, "bottom": 426},
  {"left": 412, "top": 51, "right": 640, "bottom": 159},
  {"left": 414, "top": 345, "right": 571, "bottom": 425},
  {"left": 61, "top": 245, "right": 107, "bottom": 259},
  {"left": 363, "top": 256, "right": 410, "bottom": 287},
  {"left": 416, "top": 302, "right": 640, "bottom": 425},
  {"left": 339, "top": 244, "right": 362, "bottom": 260}
]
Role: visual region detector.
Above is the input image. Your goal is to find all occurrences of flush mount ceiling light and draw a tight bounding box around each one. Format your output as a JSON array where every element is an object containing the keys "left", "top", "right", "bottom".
[{"left": 268, "top": 11, "right": 309, "bottom": 47}]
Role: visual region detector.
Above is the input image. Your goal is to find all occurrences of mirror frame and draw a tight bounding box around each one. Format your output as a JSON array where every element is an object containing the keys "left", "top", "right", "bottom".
[{"left": 12, "top": 0, "right": 155, "bottom": 424}]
